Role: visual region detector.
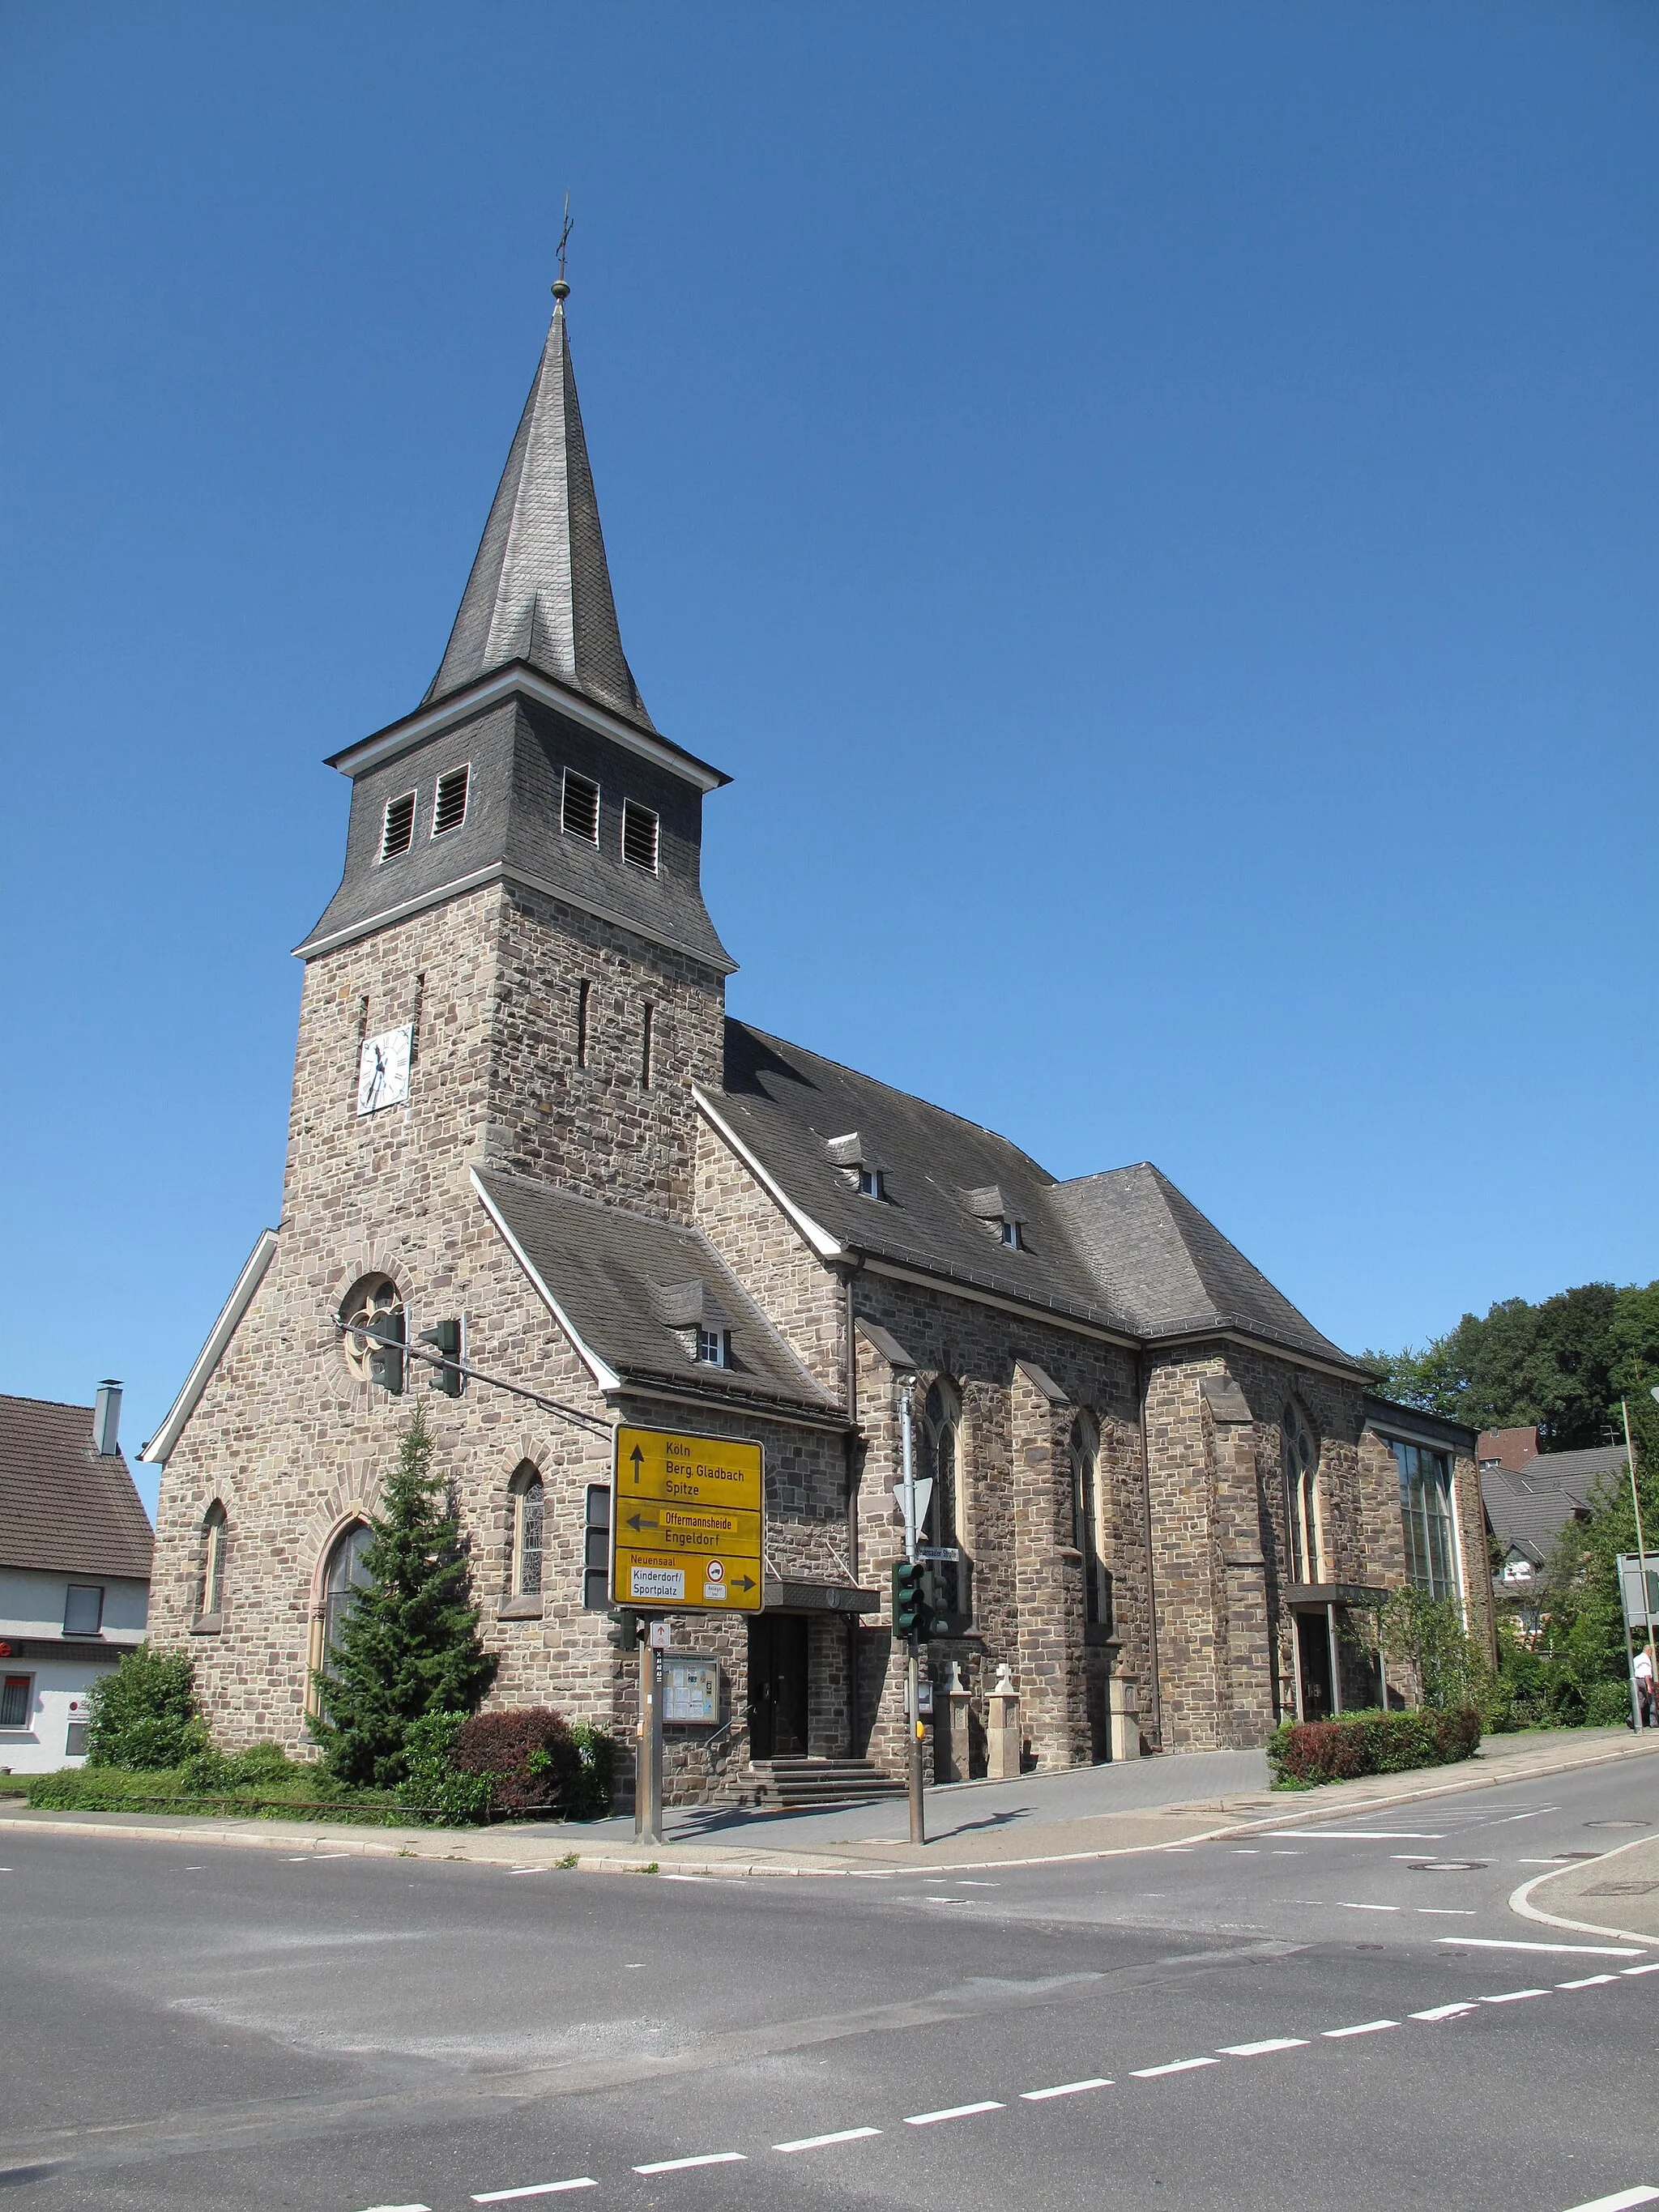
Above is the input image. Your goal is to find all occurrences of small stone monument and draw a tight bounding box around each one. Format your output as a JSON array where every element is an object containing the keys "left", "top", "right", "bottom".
[
  {"left": 987, "top": 1660, "right": 1021, "bottom": 1779},
  {"left": 943, "top": 1660, "right": 972, "bottom": 1784},
  {"left": 1109, "top": 1672, "right": 1141, "bottom": 1762}
]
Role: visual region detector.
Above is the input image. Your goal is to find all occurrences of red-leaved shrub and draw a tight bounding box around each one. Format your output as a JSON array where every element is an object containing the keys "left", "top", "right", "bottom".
[
  {"left": 449, "top": 1709, "right": 581, "bottom": 1816},
  {"left": 1267, "top": 1706, "right": 1482, "bottom": 1788}
]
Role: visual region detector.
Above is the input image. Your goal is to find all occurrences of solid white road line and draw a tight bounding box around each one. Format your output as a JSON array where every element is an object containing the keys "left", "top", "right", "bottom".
[
  {"left": 1219, "top": 2038, "right": 1308, "bottom": 2056},
  {"left": 1323, "top": 2021, "right": 1397, "bottom": 2039},
  {"left": 355, "top": 2204, "right": 430, "bottom": 2211},
  {"left": 1262, "top": 1831, "right": 1445, "bottom": 1841},
  {"left": 1482, "top": 1988, "right": 1549, "bottom": 2005},
  {"left": 1559, "top": 1975, "right": 1620, "bottom": 1989},
  {"left": 1132, "top": 2058, "right": 1218, "bottom": 2078},
  {"left": 1623, "top": 1963, "right": 1659, "bottom": 1976},
  {"left": 1021, "top": 2078, "right": 1112, "bottom": 2100},
  {"left": 1557, "top": 2189, "right": 1659, "bottom": 2212},
  {"left": 904, "top": 2102, "right": 1004, "bottom": 2126},
  {"left": 774, "top": 2128, "right": 882, "bottom": 2153},
  {"left": 1417, "top": 1907, "right": 1478, "bottom": 1916},
  {"left": 1337, "top": 1902, "right": 1401, "bottom": 1912},
  {"left": 1439, "top": 1937, "right": 1642, "bottom": 1957},
  {"left": 1410, "top": 2004, "right": 1477, "bottom": 2021},
  {"left": 633, "top": 2154, "right": 745, "bottom": 2174},
  {"left": 473, "top": 2183, "right": 597, "bottom": 2202}
]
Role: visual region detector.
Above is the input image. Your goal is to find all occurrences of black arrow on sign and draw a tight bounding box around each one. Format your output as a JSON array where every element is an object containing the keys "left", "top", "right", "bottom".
[
  {"left": 626, "top": 1511, "right": 658, "bottom": 1533},
  {"left": 629, "top": 1445, "right": 644, "bottom": 1484},
  {"left": 731, "top": 1575, "right": 757, "bottom": 1592}
]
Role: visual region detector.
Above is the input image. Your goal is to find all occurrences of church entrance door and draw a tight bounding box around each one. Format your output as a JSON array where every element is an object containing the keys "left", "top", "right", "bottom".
[
  {"left": 1294, "top": 1611, "right": 1333, "bottom": 1722},
  {"left": 748, "top": 1616, "right": 809, "bottom": 1760}
]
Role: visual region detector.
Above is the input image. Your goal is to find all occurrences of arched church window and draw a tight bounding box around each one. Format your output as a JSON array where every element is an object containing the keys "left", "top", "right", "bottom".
[
  {"left": 321, "top": 1520, "right": 374, "bottom": 1664},
  {"left": 1282, "top": 1402, "right": 1323, "bottom": 1585},
  {"left": 340, "top": 1276, "right": 403, "bottom": 1383},
  {"left": 920, "top": 1379, "right": 965, "bottom": 1619},
  {"left": 198, "top": 1502, "right": 227, "bottom": 1622},
  {"left": 1070, "top": 1413, "right": 1112, "bottom": 1632},
  {"left": 510, "top": 1464, "right": 544, "bottom": 1598}
]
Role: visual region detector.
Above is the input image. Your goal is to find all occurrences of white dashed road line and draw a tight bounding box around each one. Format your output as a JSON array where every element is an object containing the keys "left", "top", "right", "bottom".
[
  {"left": 774, "top": 2128, "right": 881, "bottom": 2154},
  {"left": 1132, "top": 2057, "right": 1218, "bottom": 2078},
  {"left": 1442, "top": 1937, "right": 1643, "bottom": 1957},
  {"left": 1558, "top": 2189, "right": 1659, "bottom": 2212},
  {"left": 1021, "top": 2078, "right": 1112, "bottom": 2100},
  {"left": 1220, "top": 2038, "right": 1307, "bottom": 2056},
  {"left": 473, "top": 2182, "right": 597, "bottom": 2202},
  {"left": 1623, "top": 1963, "right": 1659, "bottom": 1976},
  {"left": 1262, "top": 1831, "right": 1445, "bottom": 1841},
  {"left": 1337, "top": 1902, "right": 1400, "bottom": 1912},
  {"left": 1482, "top": 1988, "right": 1549, "bottom": 2005},
  {"left": 1411, "top": 2004, "right": 1477, "bottom": 2022},
  {"left": 1559, "top": 1975, "right": 1620, "bottom": 1990},
  {"left": 904, "top": 2101, "right": 1004, "bottom": 2126},
  {"left": 1322, "top": 2020, "right": 1397, "bottom": 2039},
  {"left": 633, "top": 2153, "right": 745, "bottom": 2174}
]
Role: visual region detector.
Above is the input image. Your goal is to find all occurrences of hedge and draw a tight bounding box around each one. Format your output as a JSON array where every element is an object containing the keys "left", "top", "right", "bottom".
[{"left": 1267, "top": 1706, "right": 1482, "bottom": 1788}]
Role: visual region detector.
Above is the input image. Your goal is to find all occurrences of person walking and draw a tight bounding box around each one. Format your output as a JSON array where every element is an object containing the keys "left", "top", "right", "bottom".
[{"left": 1635, "top": 1640, "right": 1657, "bottom": 1728}]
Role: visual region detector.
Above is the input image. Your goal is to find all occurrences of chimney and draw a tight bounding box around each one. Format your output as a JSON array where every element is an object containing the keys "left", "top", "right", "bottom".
[{"left": 92, "top": 1380, "right": 123, "bottom": 1458}]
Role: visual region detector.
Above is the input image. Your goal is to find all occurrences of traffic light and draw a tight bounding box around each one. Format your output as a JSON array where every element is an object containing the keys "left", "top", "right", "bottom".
[
  {"left": 606, "top": 1608, "right": 642, "bottom": 1650},
  {"left": 892, "top": 1558, "right": 925, "bottom": 1641},
  {"left": 366, "top": 1309, "right": 404, "bottom": 1396},
  {"left": 418, "top": 1318, "right": 463, "bottom": 1396}
]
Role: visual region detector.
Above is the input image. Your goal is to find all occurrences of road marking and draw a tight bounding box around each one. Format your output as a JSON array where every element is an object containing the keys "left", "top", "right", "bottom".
[
  {"left": 1441, "top": 1938, "right": 1642, "bottom": 1958},
  {"left": 1559, "top": 1975, "right": 1619, "bottom": 1989},
  {"left": 926, "top": 1896, "right": 969, "bottom": 1903},
  {"left": 507, "top": 1869, "right": 543, "bottom": 1877},
  {"left": 1270, "top": 1849, "right": 1303, "bottom": 1856},
  {"left": 905, "top": 2101, "right": 1004, "bottom": 2126},
  {"left": 959, "top": 1880, "right": 999, "bottom": 1886},
  {"left": 774, "top": 2128, "right": 882, "bottom": 2153},
  {"left": 633, "top": 2154, "right": 745, "bottom": 2174},
  {"left": 354, "top": 2204, "right": 430, "bottom": 2211},
  {"left": 1219, "top": 2038, "right": 1308, "bottom": 2056},
  {"left": 1411, "top": 2004, "right": 1477, "bottom": 2021},
  {"left": 1132, "top": 2057, "right": 1218, "bottom": 2078},
  {"left": 1557, "top": 2189, "right": 1659, "bottom": 2211},
  {"left": 1263, "top": 1831, "right": 1445, "bottom": 1841},
  {"left": 1417, "top": 1907, "right": 1478, "bottom": 1916},
  {"left": 660, "top": 1873, "right": 715, "bottom": 1883},
  {"left": 1337, "top": 1902, "right": 1400, "bottom": 1912},
  {"left": 1233, "top": 1848, "right": 1260, "bottom": 1854},
  {"left": 312, "top": 1852, "right": 352, "bottom": 1860},
  {"left": 1520, "top": 1856, "right": 1573, "bottom": 1865},
  {"left": 1482, "top": 1988, "right": 1550, "bottom": 2005},
  {"left": 1622, "top": 1963, "right": 1659, "bottom": 1976},
  {"left": 473, "top": 2183, "right": 598, "bottom": 2202},
  {"left": 1323, "top": 2020, "right": 1397, "bottom": 2039},
  {"left": 1021, "top": 2078, "right": 1112, "bottom": 2099}
]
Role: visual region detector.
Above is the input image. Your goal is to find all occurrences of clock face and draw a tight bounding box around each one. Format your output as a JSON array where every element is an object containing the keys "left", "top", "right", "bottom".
[{"left": 356, "top": 1025, "right": 412, "bottom": 1117}]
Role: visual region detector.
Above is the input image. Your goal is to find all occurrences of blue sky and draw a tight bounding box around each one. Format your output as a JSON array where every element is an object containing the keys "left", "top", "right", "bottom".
[{"left": 2, "top": 4, "right": 1653, "bottom": 1517}]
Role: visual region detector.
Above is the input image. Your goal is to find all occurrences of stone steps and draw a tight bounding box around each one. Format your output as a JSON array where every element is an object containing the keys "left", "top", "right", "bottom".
[{"left": 732, "top": 1757, "right": 906, "bottom": 1811}]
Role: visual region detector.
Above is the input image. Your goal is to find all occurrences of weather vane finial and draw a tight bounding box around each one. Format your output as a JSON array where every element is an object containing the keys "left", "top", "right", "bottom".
[{"left": 552, "top": 193, "right": 573, "bottom": 303}]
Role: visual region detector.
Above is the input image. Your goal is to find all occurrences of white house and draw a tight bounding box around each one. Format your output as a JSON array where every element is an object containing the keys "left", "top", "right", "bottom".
[{"left": 0, "top": 1384, "right": 152, "bottom": 1773}]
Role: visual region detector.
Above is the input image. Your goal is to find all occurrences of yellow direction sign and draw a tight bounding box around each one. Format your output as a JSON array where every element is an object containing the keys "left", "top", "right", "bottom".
[{"left": 612, "top": 1426, "right": 766, "bottom": 1612}]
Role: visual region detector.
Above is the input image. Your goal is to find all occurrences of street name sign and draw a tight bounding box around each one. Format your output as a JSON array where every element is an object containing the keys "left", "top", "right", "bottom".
[{"left": 612, "top": 1425, "right": 766, "bottom": 1613}]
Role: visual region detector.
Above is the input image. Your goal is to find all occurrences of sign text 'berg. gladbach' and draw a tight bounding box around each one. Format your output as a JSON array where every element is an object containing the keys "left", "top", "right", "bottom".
[{"left": 612, "top": 1426, "right": 766, "bottom": 1612}]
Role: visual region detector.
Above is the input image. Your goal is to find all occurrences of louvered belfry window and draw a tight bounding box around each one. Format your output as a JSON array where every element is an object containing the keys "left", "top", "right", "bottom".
[
  {"left": 562, "top": 769, "right": 600, "bottom": 843},
  {"left": 380, "top": 791, "right": 416, "bottom": 860},
  {"left": 622, "top": 799, "right": 659, "bottom": 873},
  {"left": 432, "top": 765, "right": 470, "bottom": 837}
]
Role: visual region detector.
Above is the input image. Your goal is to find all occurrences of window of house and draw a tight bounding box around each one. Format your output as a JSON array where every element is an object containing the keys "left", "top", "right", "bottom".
[
  {"left": 562, "top": 769, "right": 600, "bottom": 843},
  {"left": 920, "top": 1378, "right": 968, "bottom": 1622},
  {"left": 340, "top": 1276, "right": 403, "bottom": 1383},
  {"left": 63, "top": 1584, "right": 104, "bottom": 1636},
  {"left": 621, "top": 799, "right": 659, "bottom": 872},
  {"left": 1282, "top": 1402, "right": 1322, "bottom": 1585},
  {"left": 857, "top": 1166, "right": 886, "bottom": 1200},
  {"left": 380, "top": 791, "right": 416, "bottom": 860},
  {"left": 321, "top": 1521, "right": 374, "bottom": 1665},
  {"left": 1071, "top": 1413, "right": 1111, "bottom": 1631},
  {"left": 510, "top": 1466, "right": 544, "bottom": 1598},
  {"left": 1000, "top": 1217, "right": 1024, "bottom": 1249},
  {"left": 1391, "top": 1439, "right": 1461, "bottom": 1600},
  {"left": 582, "top": 1485, "right": 612, "bottom": 1611},
  {"left": 432, "top": 763, "right": 470, "bottom": 836},
  {"left": 199, "top": 1502, "right": 227, "bottom": 1621},
  {"left": 695, "top": 1327, "right": 731, "bottom": 1368},
  {"left": 0, "top": 1676, "right": 32, "bottom": 1729}
]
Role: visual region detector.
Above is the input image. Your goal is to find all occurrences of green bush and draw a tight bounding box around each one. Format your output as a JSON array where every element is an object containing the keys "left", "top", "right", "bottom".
[
  {"left": 398, "top": 1711, "right": 494, "bottom": 1826},
  {"left": 25, "top": 1756, "right": 403, "bottom": 1820},
  {"left": 85, "top": 1646, "right": 208, "bottom": 1770},
  {"left": 1583, "top": 1679, "right": 1636, "bottom": 1728},
  {"left": 1267, "top": 1706, "right": 1482, "bottom": 1788}
]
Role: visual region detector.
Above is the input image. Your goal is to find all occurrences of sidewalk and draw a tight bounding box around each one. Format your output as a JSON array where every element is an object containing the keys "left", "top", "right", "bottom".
[
  {"left": 3, "top": 1725, "right": 1653, "bottom": 1878},
  {"left": 1513, "top": 1829, "right": 1659, "bottom": 1950}
]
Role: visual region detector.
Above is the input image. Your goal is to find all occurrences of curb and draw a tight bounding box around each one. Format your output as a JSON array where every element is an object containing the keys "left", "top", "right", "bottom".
[{"left": 1508, "top": 1832, "right": 1659, "bottom": 1952}]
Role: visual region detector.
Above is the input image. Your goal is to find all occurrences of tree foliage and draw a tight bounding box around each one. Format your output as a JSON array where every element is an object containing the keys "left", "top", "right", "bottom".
[
  {"left": 1365, "top": 1278, "right": 1659, "bottom": 1453},
  {"left": 1375, "top": 1588, "right": 1490, "bottom": 1711},
  {"left": 308, "top": 1404, "right": 497, "bottom": 1788},
  {"left": 85, "top": 1644, "right": 208, "bottom": 1769}
]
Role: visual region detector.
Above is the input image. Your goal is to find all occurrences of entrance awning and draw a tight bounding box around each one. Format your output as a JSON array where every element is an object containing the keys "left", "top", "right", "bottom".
[{"left": 762, "top": 1578, "right": 881, "bottom": 1613}]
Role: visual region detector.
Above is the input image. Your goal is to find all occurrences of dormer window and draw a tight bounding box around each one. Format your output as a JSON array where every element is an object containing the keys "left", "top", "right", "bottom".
[
  {"left": 963, "top": 1183, "right": 1024, "bottom": 1247},
  {"left": 622, "top": 800, "right": 659, "bottom": 873},
  {"left": 380, "top": 791, "right": 416, "bottom": 861},
  {"left": 433, "top": 764, "right": 470, "bottom": 837},
  {"left": 562, "top": 769, "right": 600, "bottom": 843},
  {"left": 827, "top": 1131, "right": 888, "bottom": 1198},
  {"left": 858, "top": 1166, "right": 886, "bottom": 1201},
  {"left": 1000, "top": 1217, "right": 1024, "bottom": 1249},
  {"left": 695, "top": 1327, "right": 731, "bottom": 1368}
]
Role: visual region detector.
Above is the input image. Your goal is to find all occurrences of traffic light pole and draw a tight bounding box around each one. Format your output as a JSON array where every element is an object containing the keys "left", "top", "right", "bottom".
[{"left": 900, "top": 1383, "right": 926, "bottom": 1847}]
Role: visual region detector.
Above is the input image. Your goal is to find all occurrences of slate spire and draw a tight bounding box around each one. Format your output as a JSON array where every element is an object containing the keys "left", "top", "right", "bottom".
[{"left": 424, "top": 283, "right": 653, "bottom": 728}]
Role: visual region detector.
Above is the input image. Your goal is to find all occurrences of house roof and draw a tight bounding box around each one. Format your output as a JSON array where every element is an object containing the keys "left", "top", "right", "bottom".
[
  {"left": 711, "top": 1021, "right": 1361, "bottom": 1369},
  {"left": 0, "top": 1394, "right": 154, "bottom": 1580},
  {"left": 473, "top": 1169, "right": 843, "bottom": 1424},
  {"left": 1480, "top": 1444, "right": 1626, "bottom": 1565},
  {"left": 424, "top": 296, "right": 654, "bottom": 729}
]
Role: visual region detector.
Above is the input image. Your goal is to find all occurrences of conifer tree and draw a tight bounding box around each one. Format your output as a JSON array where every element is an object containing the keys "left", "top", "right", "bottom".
[{"left": 309, "top": 1401, "right": 497, "bottom": 1787}]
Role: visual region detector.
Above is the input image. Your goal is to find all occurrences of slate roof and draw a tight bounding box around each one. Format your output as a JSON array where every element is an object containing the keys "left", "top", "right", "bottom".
[
  {"left": 424, "top": 298, "right": 654, "bottom": 728},
  {"left": 0, "top": 1395, "right": 154, "bottom": 1580},
  {"left": 1481, "top": 1444, "right": 1627, "bottom": 1567},
  {"left": 474, "top": 1170, "right": 842, "bottom": 1422},
  {"left": 714, "top": 1023, "right": 1362, "bottom": 1369}
]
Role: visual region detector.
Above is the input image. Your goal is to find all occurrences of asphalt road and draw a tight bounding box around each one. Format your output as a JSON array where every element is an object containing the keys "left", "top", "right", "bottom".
[{"left": 1, "top": 1759, "right": 1655, "bottom": 2212}]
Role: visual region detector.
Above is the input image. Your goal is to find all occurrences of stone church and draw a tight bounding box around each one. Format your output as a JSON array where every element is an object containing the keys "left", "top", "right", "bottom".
[{"left": 143, "top": 282, "right": 1492, "bottom": 1798}]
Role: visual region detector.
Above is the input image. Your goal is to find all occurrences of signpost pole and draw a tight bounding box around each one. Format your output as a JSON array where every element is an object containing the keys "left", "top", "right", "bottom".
[
  {"left": 635, "top": 1631, "right": 664, "bottom": 1848},
  {"left": 1621, "top": 1399, "right": 1655, "bottom": 1726},
  {"left": 900, "top": 1381, "right": 926, "bottom": 1847}
]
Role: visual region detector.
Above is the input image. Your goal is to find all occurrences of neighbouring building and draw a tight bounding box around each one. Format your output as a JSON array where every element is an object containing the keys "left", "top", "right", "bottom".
[
  {"left": 0, "top": 1384, "right": 152, "bottom": 1772},
  {"left": 141, "top": 279, "right": 1492, "bottom": 1797},
  {"left": 1482, "top": 1439, "right": 1629, "bottom": 1601}
]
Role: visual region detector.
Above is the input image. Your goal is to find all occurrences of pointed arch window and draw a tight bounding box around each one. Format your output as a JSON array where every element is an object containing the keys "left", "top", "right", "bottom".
[
  {"left": 1070, "top": 1413, "right": 1112, "bottom": 1631},
  {"left": 197, "top": 1502, "right": 227, "bottom": 1624},
  {"left": 920, "top": 1379, "right": 969, "bottom": 1622},
  {"left": 1282, "top": 1402, "right": 1323, "bottom": 1585},
  {"left": 322, "top": 1520, "right": 374, "bottom": 1665},
  {"left": 510, "top": 1464, "right": 544, "bottom": 1598}
]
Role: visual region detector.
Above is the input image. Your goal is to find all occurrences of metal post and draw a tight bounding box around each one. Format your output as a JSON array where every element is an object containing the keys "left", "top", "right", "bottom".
[
  {"left": 635, "top": 1631, "right": 664, "bottom": 1847},
  {"left": 1621, "top": 1400, "right": 1655, "bottom": 1726},
  {"left": 1326, "top": 1600, "right": 1341, "bottom": 1716},
  {"left": 901, "top": 1382, "right": 926, "bottom": 1846}
]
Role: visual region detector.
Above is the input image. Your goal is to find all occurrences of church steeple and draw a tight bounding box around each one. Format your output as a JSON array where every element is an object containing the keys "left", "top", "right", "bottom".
[{"left": 424, "top": 288, "right": 654, "bottom": 729}]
